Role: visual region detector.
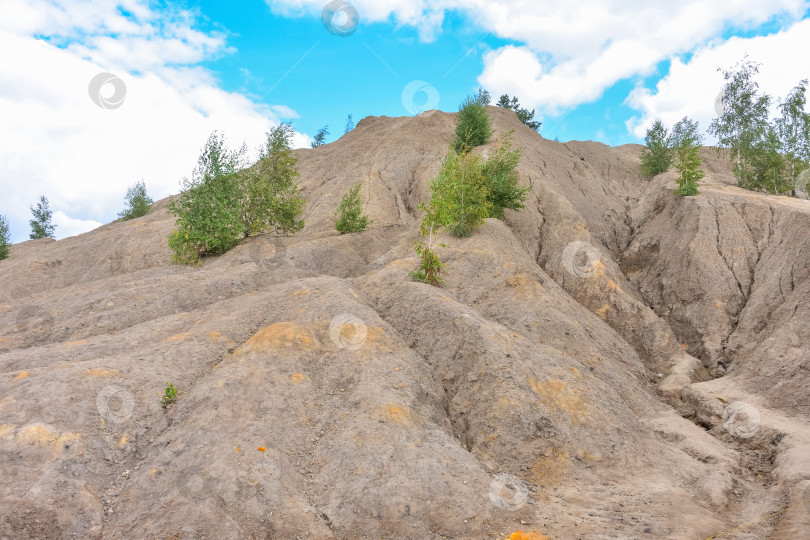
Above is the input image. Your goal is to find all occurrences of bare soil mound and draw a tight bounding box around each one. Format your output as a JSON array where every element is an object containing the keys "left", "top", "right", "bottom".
[{"left": 1, "top": 107, "right": 808, "bottom": 539}]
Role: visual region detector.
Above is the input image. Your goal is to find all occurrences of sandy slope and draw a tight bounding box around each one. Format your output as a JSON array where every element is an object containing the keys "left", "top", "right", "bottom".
[{"left": 0, "top": 107, "right": 808, "bottom": 539}]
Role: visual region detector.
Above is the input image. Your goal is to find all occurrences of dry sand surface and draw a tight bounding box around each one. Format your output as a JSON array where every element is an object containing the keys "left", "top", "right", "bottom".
[{"left": 1, "top": 107, "right": 808, "bottom": 539}]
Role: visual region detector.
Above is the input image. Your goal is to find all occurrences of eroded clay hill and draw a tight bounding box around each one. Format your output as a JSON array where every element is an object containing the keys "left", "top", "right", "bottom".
[{"left": 1, "top": 107, "right": 808, "bottom": 540}]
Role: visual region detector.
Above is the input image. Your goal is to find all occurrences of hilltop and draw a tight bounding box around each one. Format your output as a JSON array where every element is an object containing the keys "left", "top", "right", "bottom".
[{"left": 1, "top": 106, "right": 809, "bottom": 539}]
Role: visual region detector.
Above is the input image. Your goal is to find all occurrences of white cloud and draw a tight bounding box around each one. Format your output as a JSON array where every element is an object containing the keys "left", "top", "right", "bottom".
[
  {"left": 52, "top": 211, "right": 103, "bottom": 239},
  {"left": 625, "top": 18, "right": 810, "bottom": 139},
  {"left": 270, "top": 0, "right": 808, "bottom": 116},
  {"left": 0, "top": 0, "right": 308, "bottom": 244}
]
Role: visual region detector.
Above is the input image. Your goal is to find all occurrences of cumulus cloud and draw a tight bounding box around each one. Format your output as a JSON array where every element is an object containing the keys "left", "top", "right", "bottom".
[
  {"left": 271, "top": 0, "right": 808, "bottom": 118},
  {"left": 0, "top": 0, "right": 308, "bottom": 243},
  {"left": 625, "top": 18, "right": 810, "bottom": 139}
]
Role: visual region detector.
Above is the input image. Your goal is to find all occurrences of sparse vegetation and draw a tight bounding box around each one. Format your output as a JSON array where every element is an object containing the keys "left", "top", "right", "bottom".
[
  {"left": 29, "top": 195, "right": 56, "bottom": 239},
  {"left": 408, "top": 239, "right": 448, "bottom": 286},
  {"left": 708, "top": 58, "right": 810, "bottom": 195},
  {"left": 709, "top": 58, "right": 770, "bottom": 188},
  {"left": 344, "top": 114, "right": 355, "bottom": 134},
  {"left": 0, "top": 214, "right": 10, "bottom": 260},
  {"left": 162, "top": 382, "right": 177, "bottom": 404},
  {"left": 453, "top": 90, "right": 493, "bottom": 153},
  {"left": 335, "top": 182, "right": 372, "bottom": 234},
  {"left": 167, "top": 132, "right": 246, "bottom": 265},
  {"left": 671, "top": 117, "right": 704, "bottom": 196},
  {"left": 242, "top": 123, "right": 305, "bottom": 236},
  {"left": 482, "top": 132, "right": 529, "bottom": 219},
  {"left": 639, "top": 119, "right": 673, "bottom": 178},
  {"left": 496, "top": 94, "right": 542, "bottom": 132},
  {"left": 118, "top": 180, "right": 154, "bottom": 220},
  {"left": 311, "top": 125, "right": 329, "bottom": 148},
  {"left": 168, "top": 127, "right": 305, "bottom": 265},
  {"left": 434, "top": 147, "right": 492, "bottom": 238}
]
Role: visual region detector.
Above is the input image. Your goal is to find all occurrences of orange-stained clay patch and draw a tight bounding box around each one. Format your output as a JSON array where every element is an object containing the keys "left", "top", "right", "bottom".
[
  {"left": 85, "top": 369, "right": 119, "bottom": 378},
  {"left": 206, "top": 331, "right": 226, "bottom": 342},
  {"left": 236, "top": 322, "right": 318, "bottom": 353},
  {"left": 571, "top": 367, "right": 582, "bottom": 378},
  {"left": 382, "top": 404, "right": 412, "bottom": 425},
  {"left": 292, "top": 289, "right": 318, "bottom": 296},
  {"left": 510, "top": 531, "right": 551, "bottom": 540},
  {"left": 681, "top": 343, "right": 688, "bottom": 350},
  {"left": 531, "top": 447, "right": 570, "bottom": 498},
  {"left": 17, "top": 424, "right": 80, "bottom": 455},
  {"left": 164, "top": 333, "right": 190, "bottom": 342},
  {"left": 62, "top": 339, "right": 87, "bottom": 347},
  {"left": 290, "top": 373, "right": 308, "bottom": 384},
  {"left": 13, "top": 372, "right": 29, "bottom": 381},
  {"left": 529, "top": 379, "right": 590, "bottom": 425},
  {"left": 505, "top": 274, "right": 545, "bottom": 297},
  {"left": 0, "top": 424, "right": 15, "bottom": 440},
  {"left": 594, "top": 304, "right": 611, "bottom": 320}
]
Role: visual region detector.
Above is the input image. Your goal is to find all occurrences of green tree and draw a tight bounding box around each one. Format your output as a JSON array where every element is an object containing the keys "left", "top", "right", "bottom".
[
  {"left": 344, "top": 114, "right": 355, "bottom": 134},
  {"left": 639, "top": 119, "right": 673, "bottom": 178},
  {"left": 29, "top": 195, "right": 56, "bottom": 239},
  {"left": 751, "top": 125, "right": 790, "bottom": 194},
  {"left": 118, "top": 180, "right": 154, "bottom": 220},
  {"left": 311, "top": 125, "right": 329, "bottom": 148},
  {"left": 241, "top": 123, "right": 305, "bottom": 236},
  {"left": 453, "top": 92, "right": 493, "bottom": 153},
  {"left": 482, "top": 132, "right": 529, "bottom": 219},
  {"left": 708, "top": 58, "right": 771, "bottom": 187},
  {"left": 496, "top": 94, "right": 542, "bottom": 132},
  {"left": 335, "top": 182, "right": 372, "bottom": 233},
  {"left": 0, "top": 214, "right": 10, "bottom": 260},
  {"left": 671, "top": 117, "right": 705, "bottom": 196},
  {"left": 774, "top": 80, "right": 810, "bottom": 191},
  {"left": 167, "top": 132, "right": 246, "bottom": 265},
  {"left": 433, "top": 148, "right": 492, "bottom": 237}
]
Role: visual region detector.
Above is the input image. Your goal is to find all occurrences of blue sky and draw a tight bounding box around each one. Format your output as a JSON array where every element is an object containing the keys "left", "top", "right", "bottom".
[{"left": 1, "top": 0, "right": 809, "bottom": 243}]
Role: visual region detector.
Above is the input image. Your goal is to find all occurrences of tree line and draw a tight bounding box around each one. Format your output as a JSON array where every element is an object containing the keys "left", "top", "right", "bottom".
[
  {"left": 0, "top": 182, "right": 155, "bottom": 261},
  {"left": 641, "top": 58, "right": 810, "bottom": 197}
]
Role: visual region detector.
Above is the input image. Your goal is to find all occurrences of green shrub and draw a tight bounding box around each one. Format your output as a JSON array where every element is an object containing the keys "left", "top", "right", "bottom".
[
  {"left": 433, "top": 148, "right": 492, "bottom": 237},
  {"left": 453, "top": 92, "right": 493, "bottom": 154},
  {"left": 29, "top": 195, "right": 55, "bottom": 239},
  {"left": 335, "top": 182, "right": 372, "bottom": 233},
  {"left": 118, "top": 180, "right": 154, "bottom": 220},
  {"left": 408, "top": 240, "right": 447, "bottom": 286},
  {"left": 162, "top": 382, "right": 177, "bottom": 405},
  {"left": 639, "top": 119, "right": 673, "bottom": 178},
  {"left": 242, "top": 123, "right": 305, "bottom": 236},
  {"left": 496, "top": 94, "right": 542, "bottom": 132},
  {"left": 311, "top": 125, "right": 329, "bottom": 148},
  {"left": 482, "top": 133, "right": 529, "bottom": 219},
  {"left": 167, "top": 132, "right": 246, "bottom": 265},
  {"left": 671, "top": 117, "right": 705, "bottom": 196},
  {"left": 0, "top": 214, "right": 10, "bottom": 260}
]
